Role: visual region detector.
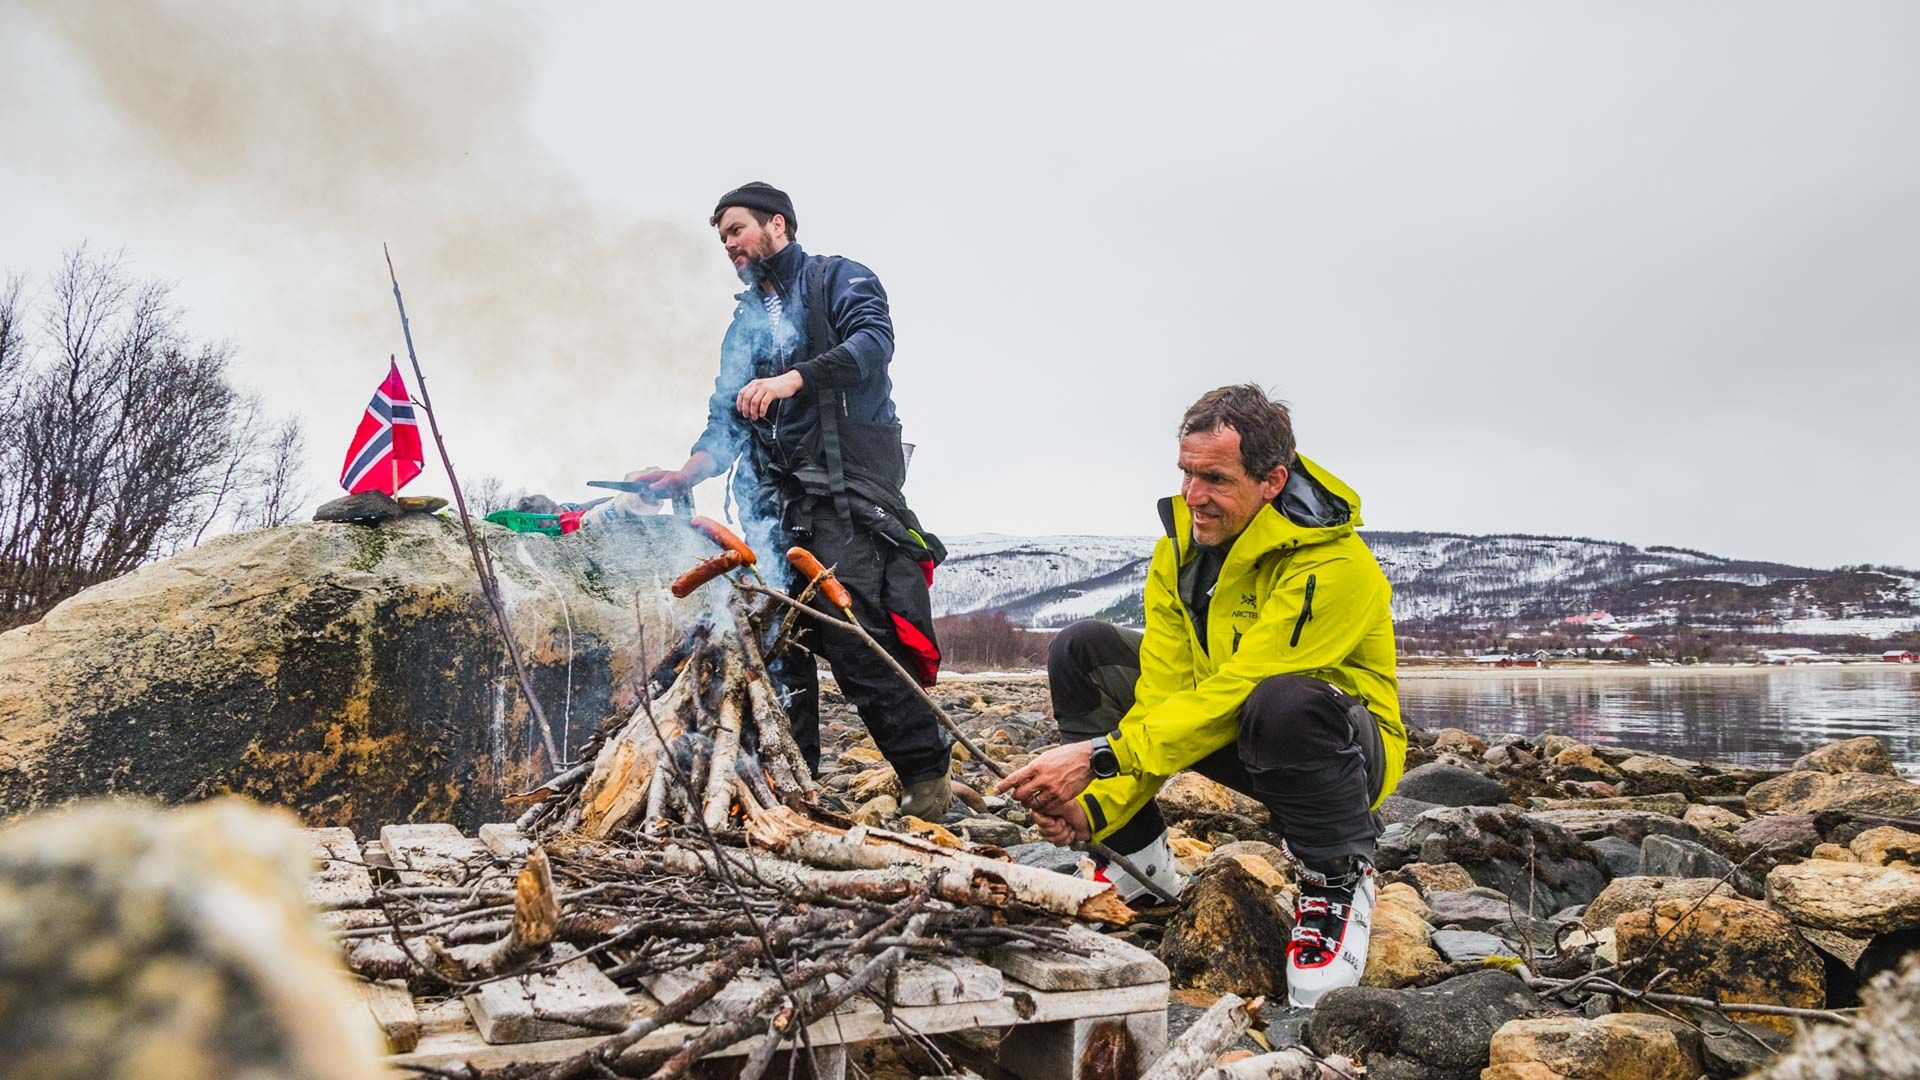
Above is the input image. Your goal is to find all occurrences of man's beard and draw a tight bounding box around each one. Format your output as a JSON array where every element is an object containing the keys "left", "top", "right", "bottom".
[{"left": 735, "top": 238, "right": 778, "bottom": 284}]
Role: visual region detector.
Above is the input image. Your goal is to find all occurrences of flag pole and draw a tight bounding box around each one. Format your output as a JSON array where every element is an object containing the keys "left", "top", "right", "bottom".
[{"left": 384, "top": 245, "right": 563, "bottom": 769}]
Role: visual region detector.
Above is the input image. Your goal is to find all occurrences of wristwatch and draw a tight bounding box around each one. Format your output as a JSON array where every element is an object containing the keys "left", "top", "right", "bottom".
[{"left": 1089, "top": 734, "right": 1120, "bottom": 779}]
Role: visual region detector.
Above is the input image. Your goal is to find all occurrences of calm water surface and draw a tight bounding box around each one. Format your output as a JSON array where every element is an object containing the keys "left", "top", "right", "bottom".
[{"left": 1397, "top": 666, "right": 1920, "bottom": 770}]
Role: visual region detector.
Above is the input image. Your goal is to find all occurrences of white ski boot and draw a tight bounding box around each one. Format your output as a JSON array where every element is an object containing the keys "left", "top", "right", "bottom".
[{"left": 1283, "top": 847, "right": 1377, "bottom": 1008}]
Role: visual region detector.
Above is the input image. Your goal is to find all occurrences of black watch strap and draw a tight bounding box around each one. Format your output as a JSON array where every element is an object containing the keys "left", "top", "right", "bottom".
[{"left": 1089, "top": 734, "right": 1120, "bottom": 779}]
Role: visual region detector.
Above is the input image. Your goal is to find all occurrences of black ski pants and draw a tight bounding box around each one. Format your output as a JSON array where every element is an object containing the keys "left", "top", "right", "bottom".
[
  {"left": 1048, "top": 619, "right": 1384, "bottom": 869},
  {"left": 749, "top": 496, "right": 951, "bottom": 787}
]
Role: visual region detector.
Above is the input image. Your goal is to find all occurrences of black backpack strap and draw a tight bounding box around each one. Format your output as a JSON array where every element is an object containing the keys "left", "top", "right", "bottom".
[{"left": 804, "top": 257, "right": 853, "bottom": 522}]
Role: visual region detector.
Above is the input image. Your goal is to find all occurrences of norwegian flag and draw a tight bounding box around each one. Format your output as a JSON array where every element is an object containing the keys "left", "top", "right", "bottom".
[{"left": 339, "top": 358, "right": 425, "bottom": 495}]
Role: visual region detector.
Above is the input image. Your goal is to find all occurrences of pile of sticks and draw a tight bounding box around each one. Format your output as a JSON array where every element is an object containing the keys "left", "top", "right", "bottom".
[{"left": 332, "top": 525, "right": 1134, "bottom": 1079}]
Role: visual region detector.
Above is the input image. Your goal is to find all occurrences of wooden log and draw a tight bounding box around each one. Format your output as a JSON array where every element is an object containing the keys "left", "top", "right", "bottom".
[
  {"left": 988, "top": 923, "right": 1169, "bottom": 990},
  {"left": 444, "top": 845, "right": 561, "bottom": 978},
  {"left": 662, "top": 845, "right": 1018, "bottom": 912},
  {"left": 380, "top": 823, "right": 488, "bottom": 886},
  {"left": 359, "top": 979, "right": 422, "bottom": 1053},
  {"left": 304, "top": 826, "right": 374, "bottom": 911},
  {"left": 746, "top": 805, "right": 1134, "bottom": 925},
  {"left": 1140, "top": 994, "right": 1262, "bottom": 1080},
  {"left": 463, "top": 942, "right": 632, "bottom": 1044},
  {"left": 701, "top": 652, "right": 746, "bottom": 829},
  {"left": 578, "top": 661, "right": 693, "bottom": 838}
]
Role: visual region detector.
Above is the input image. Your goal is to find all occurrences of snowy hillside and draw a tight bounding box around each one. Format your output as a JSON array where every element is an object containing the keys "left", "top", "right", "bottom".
[{"left": 932, "top": 530, "right": 1920, "bottom": 640}]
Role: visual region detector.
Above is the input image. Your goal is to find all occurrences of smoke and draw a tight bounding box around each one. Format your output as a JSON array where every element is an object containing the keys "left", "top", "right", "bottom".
[{"left": 16, "top": 1, "right": 730, "bottom": 505}]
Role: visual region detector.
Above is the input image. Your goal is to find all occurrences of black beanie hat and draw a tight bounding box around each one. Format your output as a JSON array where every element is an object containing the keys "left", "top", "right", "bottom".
[{"left": 711, "top": 182, "right": 797, "bottom": 235}]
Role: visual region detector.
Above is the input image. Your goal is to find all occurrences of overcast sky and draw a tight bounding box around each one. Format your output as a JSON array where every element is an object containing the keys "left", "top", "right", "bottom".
[{"left": 3, "top": 2, "right": 1915, "bottom": 569}]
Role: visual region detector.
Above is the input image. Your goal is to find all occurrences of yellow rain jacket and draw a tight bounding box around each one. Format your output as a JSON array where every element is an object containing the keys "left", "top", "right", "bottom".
[{"left": 1080, "top": 454, "right": 1405, "bottom": 842}]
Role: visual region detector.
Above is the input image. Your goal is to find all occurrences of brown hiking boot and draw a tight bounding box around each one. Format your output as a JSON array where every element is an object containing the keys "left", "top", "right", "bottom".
[{"left": 897, "top": 776, "right": 954, "bottom": 821}]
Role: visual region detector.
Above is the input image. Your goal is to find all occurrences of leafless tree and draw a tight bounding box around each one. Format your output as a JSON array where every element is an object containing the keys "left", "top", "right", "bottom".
[
  {"left": 0, "top": 247, "right": 307, "bottom": 630},
  {"left": 242, "top": 415, "right": 309, "bottom": 529},
  {"left": 466, "top": 474, "right": 510, "bottom": 516}
]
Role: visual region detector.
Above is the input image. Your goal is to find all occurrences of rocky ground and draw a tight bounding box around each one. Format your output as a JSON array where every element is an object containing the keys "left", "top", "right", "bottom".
[{"left": 815, "top": 674, "right": 1920, "bottom": 1080}]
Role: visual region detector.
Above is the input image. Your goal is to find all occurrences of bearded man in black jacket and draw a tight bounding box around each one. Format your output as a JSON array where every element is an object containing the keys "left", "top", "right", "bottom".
[{"left": 629, "top": 182, "right": 953, "bottom": 819}]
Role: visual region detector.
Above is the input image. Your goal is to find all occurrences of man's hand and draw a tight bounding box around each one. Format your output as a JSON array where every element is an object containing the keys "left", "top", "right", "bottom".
[
  {"left": 1033, "top": 800, "right": 1091, "bottom": 846},
  {"left": 625, "top": 467, "right": 691, "bottom": 498},
  {"left": 736, "top": 370, "right": 804, "bottom": 421},
  {"left": 996, "top": 741, "right": 1095, "bottom": 815}
]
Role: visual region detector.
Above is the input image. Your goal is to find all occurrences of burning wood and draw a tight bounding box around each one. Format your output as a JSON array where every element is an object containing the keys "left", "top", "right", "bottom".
[{"left": 325, "top": 576, "right": 1138, "bottom": 1078}]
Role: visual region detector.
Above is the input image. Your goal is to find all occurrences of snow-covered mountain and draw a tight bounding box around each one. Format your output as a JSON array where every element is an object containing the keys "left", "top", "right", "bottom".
[{"left": 932, "top": 531, "right": 1920, "bottom": 641}]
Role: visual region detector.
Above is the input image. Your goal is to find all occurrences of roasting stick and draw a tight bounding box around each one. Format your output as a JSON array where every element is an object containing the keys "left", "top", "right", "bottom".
[{"left": 732, "top": 549, "right": 1180, "bottom": 905}]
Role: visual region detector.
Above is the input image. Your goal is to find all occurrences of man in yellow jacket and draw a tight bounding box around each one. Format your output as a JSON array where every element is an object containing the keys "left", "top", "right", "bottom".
[{"left": 998, "top": 384, "right": 1405, "bottom": 1007}]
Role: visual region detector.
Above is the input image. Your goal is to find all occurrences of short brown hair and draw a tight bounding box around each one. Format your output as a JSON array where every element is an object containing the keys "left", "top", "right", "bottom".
[{"left": 1180, "top": 385, "right": 1296, "bottom": 479}]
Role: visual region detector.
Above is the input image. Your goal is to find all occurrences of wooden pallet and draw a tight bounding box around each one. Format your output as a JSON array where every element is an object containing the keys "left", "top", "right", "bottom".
[{"left": 305, "top": 824, "right": 1170, "bottom": 1079}]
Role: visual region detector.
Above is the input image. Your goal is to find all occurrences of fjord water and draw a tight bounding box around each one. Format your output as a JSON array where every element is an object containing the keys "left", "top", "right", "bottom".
[{"left": 1398, "top": 666, "right": 1920, "bottom": 770}]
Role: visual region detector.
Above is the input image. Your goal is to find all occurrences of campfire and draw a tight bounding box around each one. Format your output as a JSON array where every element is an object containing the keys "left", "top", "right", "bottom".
[{"left": 326, "top": 528, "right": 1135, "bottom": 1079}]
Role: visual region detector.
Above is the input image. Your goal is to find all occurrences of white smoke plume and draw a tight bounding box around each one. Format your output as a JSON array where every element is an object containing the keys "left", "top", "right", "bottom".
[{"left": 12, "top": 1, "right": 732, "bottom": 509}]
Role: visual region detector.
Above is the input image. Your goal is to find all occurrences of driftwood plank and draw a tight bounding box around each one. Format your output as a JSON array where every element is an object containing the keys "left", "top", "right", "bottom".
[
  {"left": 303, "top": 826, "right": 374, "bottom": 911},
  {"left": 641, "top": 954, "right": 1002, "bottom": 1024},
  {"left": 478, "top": 822, "right": 534, "bottom": 862},
  {"left": 360, "top": 979, "right": 422, "bottom": 1052},
  {"left": 381, "top": 823, "right": 488, "bottom": 885},
  {"left": 396, "top": 980, "right": 1168, "bottom": 1069},
  {"left": 464, "top": 943, "right": 632, "bottom": 1044},
  {"left": 990, "top": 924, "right": 1169, "bottom": 991}
]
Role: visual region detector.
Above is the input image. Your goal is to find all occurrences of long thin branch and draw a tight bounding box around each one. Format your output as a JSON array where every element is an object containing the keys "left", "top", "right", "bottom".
[
  {"left": 385, "top": 247, "right": 559, "bottom": 769},
  {"left": 734, "top": 579, "right": 1180, "bottom": 904}
]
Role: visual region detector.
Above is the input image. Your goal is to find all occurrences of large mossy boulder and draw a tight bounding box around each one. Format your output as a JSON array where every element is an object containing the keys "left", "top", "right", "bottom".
[{"left": 0, "top": 514, "right": 718, "bottom": 830}]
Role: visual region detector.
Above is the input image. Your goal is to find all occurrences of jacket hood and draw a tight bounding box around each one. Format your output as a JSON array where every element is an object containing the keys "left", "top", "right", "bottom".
[{"left": 1157, "top": 452, "right": 1365, "bottom": 563}]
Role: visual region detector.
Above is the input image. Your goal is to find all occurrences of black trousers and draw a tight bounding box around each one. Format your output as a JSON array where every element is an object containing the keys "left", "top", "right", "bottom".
[
  {"left": 747, "top": 495, "right": 951, "bottom": 787},
  {"left": 1048, "top": 620, "right": 1384, "bottom": 869}
]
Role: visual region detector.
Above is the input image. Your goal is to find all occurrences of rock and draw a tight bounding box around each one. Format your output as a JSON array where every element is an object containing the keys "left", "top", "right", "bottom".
[
  {"left": 1857, "top": 927, "right": 1920, "bottom": 985},
  {"left": 1583, "top": 876, "right": 1734, "bottom": 931},
  {"left": 1793, "top": 736, "right": 1897, "bottom": 776},
  {"left": 1616, "top": 754, "right": 1700, "bottom": 797},
  {"left": 1586, "top": 836, "right": 1644, "bottom": 880},
  {"left": 850, "top": 795, "right": 898, "bottom": 826},
  {"left": 1361, "top": 884, "right": 1445, "bottom": 988},
  {"left": 1394, "top": 763, "right": 1508, "bottom": 808},
  {"left": 1527, "top": 807, "right": 1737, "bottom": 862},
  {"left": 312, "top": 488, "right": 402, "bottom": 523},
  {"left": 1538, "top": 733, "right": 1580, "bottom": 759},
  {"left": 1734, "top": 814, "right": 1824, "bottom": 862},
  {"left": 1433, "top": 727, "right": 1488, "bottom": 756},
  {"left": 1753, "top": 953, "right": 1920, "bottom": 1078},
  {"left": 1005, "top": 842, "right": 1085, "bottom": 875},
  {"left": 1684, "top": 804, "right": 1746, "bottom": 830},
  {"left": 0, "top": 514, "right": 718, "bottom": 830},
  {"left": 1427, "top": 886, "right": 1525, "bottom": 931},
  {"left": 951, "top": 815, "right": 1023, "bottom": 848},
  {"left": 1528, "top": 793, "right": 1688, "bottom": 817},
  {"left": 1701, "top": 1025, "right": 1790, "bottom": 1079},
  {"left": 1156, "top": 772, "right": 1269, "bottom": 823},
  {"left": 1639, "top": 835, "right": 1761, "bottom": 897},
  {"left": 1614, "top": 893, "right": 1825, "bottom": 1035},
  {"left": 1377, "top": 794, "right": 1443, "bottom": 826},
  {"left": 0, "top": 798, "right": 384, "bottom": 1077},
  {"left": 1305, "top": 969, "right": 1550, "bottom": 1080},
  {"left": 1851, "top": 826, "right": 1920, "bottom": 868},
  {"left": 1745, "top": 770, "right": 1920, "bottom": 819},
  {"left": 1381, "top": 860, "right": 1477, "bottom": 897},
  {"left": 1160, "top": 858, "right": 1293, "bottom": 997},
  {"left": 1766, "top": 860, "right": 1920, "bottom": 936},
  {"left": 1483, "top": 1013, "right": 1705, "bottom": 1080},
  {"left": 1815, "top": 841, "right": 1857, "bottom": 860},
  {"left": 1431, "top": 928, "right": 1515, "bottom": 963},
  {"left": 1485, "top": 744, "right": 1537, "bottom": 771},
  {"left": 1393, "top": 806, "right": 1609, "bottom": 912},
  {"left": 1549, "top": 745, "right": 1626, "bottom": 784}
]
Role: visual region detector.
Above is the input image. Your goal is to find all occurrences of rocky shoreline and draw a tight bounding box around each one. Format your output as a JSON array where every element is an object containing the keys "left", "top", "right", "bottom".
[{"left": 818, "top": 674, "right": 1920, "bottom": 1079}]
